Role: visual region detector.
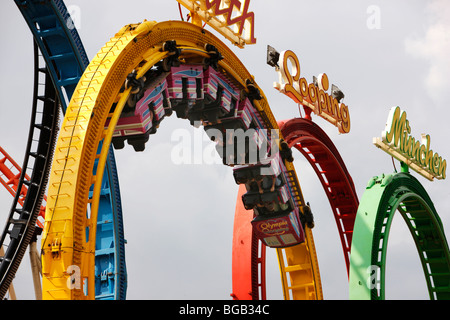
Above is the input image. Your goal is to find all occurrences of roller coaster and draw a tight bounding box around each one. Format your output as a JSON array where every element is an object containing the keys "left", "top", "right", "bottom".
[
  {"left": 0, "top": 0, "right": 449, "bottom": 300},
  {"left": 1, "top": 0, "right": 126, "bottom": 300}
]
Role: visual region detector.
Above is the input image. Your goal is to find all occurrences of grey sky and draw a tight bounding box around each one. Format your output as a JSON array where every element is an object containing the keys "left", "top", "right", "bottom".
[{"left": 1, "top": 0, "right": 449, "bottom": 300}]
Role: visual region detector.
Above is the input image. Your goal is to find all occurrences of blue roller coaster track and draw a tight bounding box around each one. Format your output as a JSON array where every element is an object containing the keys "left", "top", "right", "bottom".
[{"left": 2, "top": 0, "right": 127, "bottom": 300}]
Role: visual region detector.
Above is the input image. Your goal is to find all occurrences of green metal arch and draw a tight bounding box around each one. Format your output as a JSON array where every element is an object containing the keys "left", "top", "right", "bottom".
[{"left": 349, "top": 170, "right": 450, "bottom": 299}]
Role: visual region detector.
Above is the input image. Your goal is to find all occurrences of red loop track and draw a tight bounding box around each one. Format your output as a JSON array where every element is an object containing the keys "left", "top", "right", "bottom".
[
  {"left": 280, "top": 117, "right": 359, "bottom": 271},
  {"left": 232, "top": 117, "right": 359, "bottom": 299}
]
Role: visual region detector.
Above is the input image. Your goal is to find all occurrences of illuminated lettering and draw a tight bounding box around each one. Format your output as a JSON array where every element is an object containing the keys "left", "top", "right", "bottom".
[
  {"left": 177, "top": 0, "right": 256, "bottom": 48},
  {"left": 205, "top": 0, "right": 255, "bottom": 40},
  {"left": 273, "top": 50, "right": 351, "bottom": 133},
  {"left": 374, "top": 106, "right": 446, "bottom": 180}
]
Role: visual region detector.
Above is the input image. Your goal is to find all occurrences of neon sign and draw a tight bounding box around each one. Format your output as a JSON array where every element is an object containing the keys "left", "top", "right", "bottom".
[
  {"left": 177, "top": 0, "right": 256, "bottom": 48},
  {"left": 273, "top": 50, "right": 350, "bottom": 134},
  {"left": 373, "top": 106, "right": 447, "bottom": 181}
]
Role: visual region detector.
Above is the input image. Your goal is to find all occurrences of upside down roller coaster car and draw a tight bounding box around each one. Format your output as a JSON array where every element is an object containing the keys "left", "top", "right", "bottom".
[
  {"left": 99, "top": 29, "right": 307, "bottom": 249},
  {"left": 4, "top": 1, "right": 352, "bottom": 297},
  {"left": 40, "top": 19, "right": 317, "bottom": 299},
  {"left": 3, "top": 0, "right": 448, "bottom": 302}
]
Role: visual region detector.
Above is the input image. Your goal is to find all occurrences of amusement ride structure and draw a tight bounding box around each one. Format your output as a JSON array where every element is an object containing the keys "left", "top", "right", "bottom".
[{"left": 0, "top": 0, "right": 449, "bottom": 300}]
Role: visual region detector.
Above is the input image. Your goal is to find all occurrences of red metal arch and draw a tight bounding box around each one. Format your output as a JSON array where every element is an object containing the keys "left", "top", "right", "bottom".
[
  {"left": 279, "top": 117, "right": 359, "bottom": 271},
  {"left": 231, "top": 185, "right": 266, "bottom": 300},
  {"left": 231, "top": 117, "right": 358, "bottom": 300}
]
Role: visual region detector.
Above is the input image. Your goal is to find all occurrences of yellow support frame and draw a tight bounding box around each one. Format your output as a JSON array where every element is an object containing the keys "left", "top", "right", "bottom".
[{"left": 41, "top": 20, "right": 322, "bottom": 300}]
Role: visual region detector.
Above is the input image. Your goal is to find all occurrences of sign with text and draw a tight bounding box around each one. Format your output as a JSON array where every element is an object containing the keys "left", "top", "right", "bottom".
[
  {"left": 177, "top": 0, "right": 256, "bottom": 48},
  {"left": 373, "top": 106, "right": 447, "bottom": 181},
  {"left": 273, "top": 50, "right": 350, "bottom": 134}
]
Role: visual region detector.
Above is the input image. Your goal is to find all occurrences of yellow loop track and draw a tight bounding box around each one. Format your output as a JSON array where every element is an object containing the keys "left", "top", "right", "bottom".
[{"left": 41, "top": 20, "right": 322, "bottom": 300}]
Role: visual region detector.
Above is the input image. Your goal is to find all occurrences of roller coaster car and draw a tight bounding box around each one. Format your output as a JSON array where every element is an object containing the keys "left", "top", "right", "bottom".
[
  {"left": 240, "top": 155, "right": 287, "bottom": 210},
  {"left": 252, "top": 204, "right": 305, "bottom": 248},
  {"left": 241, "top": 175, "right": 288, "bottom": 210},
  {"left": 213, "top": 127, "right": 268, "bottom": 166},
  {"left": 188, "top": 66, "right": 240, "bottom": 125},
  {"left": 203, "top": 98, "right": 255, "bottom": 165},
  {"left": 111, "top": 72, "right": 171, "bottom": 151},
  {"left": 203, "top": 97, "right": 253, "bottom": 132},
  {"left": 232, "top": 152, "right": 281, "bottom": 185},
  {"left": 135, "top": 75, "right": 171, "bottom": 126},
  {"left": 166, "top": 65, "right": 204, "bottom": 119}
]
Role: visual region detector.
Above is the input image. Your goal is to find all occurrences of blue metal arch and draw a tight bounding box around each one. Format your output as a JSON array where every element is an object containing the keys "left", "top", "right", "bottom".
[{"left": 14, "top": 0, "right": 127, "bottom": 300}]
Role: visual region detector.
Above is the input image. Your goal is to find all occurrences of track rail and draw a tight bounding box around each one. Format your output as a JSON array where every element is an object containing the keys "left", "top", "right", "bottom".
[
  {"left": 0, "top": 41, "right": 59, "bottom": 299},
  {"left": 9, "top": 0, "right": 127, "bottom": 300},
  {"left": 232, "top": 117, "right": 357, "bottom": 300},
  {"left": 279, "top": 118, "right": 359, "bottom": 272},
  {"left": 349, "top": 171, "right": 450, "bottom": 299},
  {"left": 41, "top": 19, "right": 322, "bottom": 300},
  {"left": 0, "top": 146, "right": 46, "bottom": 230},
  {"left": 231, "top": 184, "right": 266, "bottom": 300}
]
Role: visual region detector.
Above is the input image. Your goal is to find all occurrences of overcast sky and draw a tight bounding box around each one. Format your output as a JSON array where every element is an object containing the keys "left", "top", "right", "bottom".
[{"left": 1, "top": 0, "right": 449, "bottom": 300}]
